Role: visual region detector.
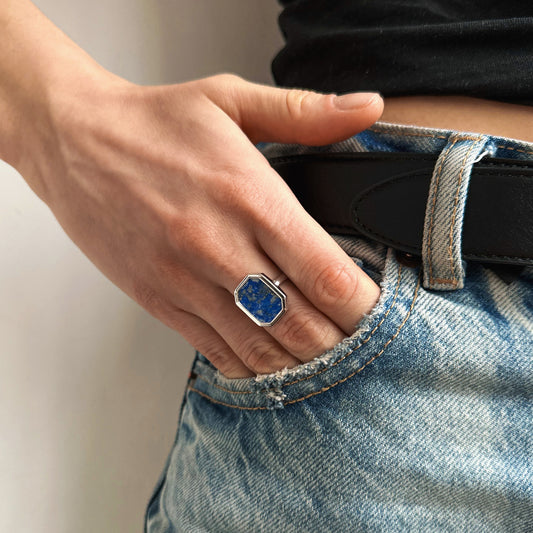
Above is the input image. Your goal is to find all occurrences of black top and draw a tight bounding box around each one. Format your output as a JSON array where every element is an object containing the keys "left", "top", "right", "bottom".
[{"left": 272, "top": 0, "right": 533, "bottom": 106}]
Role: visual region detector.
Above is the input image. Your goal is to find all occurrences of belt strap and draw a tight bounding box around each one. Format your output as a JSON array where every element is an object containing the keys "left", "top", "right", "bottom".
[{"left": 267, "top": 152, "right": 533, "bottom": 266}]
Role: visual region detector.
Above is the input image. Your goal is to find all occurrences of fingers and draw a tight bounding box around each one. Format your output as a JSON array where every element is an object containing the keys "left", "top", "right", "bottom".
[
  {"left": 167, "top": 311, "right": 256, "bottom": 379},
  {"left": 137, "top": 75, "right": 382, "bottom": 379},
  {"left": 256, "top": 204, "right": 381, "bottom": 336},
  {"left": 193, "top": 247, "right": 348, "bottom": 365},
  {"left": 196, "top": 287, "right": 305, "bottom": 375},
  {"left": 183, "top": 217, "right": 379, "bottom": 379},
  {"left": 209, "top": 279, "right": 346, "bottom": 361},
  {"left": 175, "top": 202, "right": 379, "bottom": 378}
]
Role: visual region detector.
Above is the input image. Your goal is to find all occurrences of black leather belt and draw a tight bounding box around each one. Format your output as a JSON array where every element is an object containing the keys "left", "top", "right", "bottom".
[{"left": 267, "top": 152, "right": 533, "bottom": 267}]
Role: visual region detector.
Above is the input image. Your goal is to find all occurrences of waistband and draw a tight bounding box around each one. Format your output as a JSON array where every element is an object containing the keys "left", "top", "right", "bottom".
[
  {"left": 259, "top": 120, "right": 533, "bottom": 161},
  {"left": 258, "top": 121, "right": 533, "bottom": 291}
]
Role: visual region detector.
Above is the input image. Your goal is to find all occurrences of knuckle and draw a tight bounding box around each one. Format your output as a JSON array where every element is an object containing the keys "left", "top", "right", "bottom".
[
  {"left": 239, "top": 338, "right": 287, "bottom": 375},
  {"left": 132, "top": 281, "right": 162, "bottom": 311},
  {"left": 275, "top": 309, "right": 330, "bottom": 355},
  {"left": 201, "top": 73, "right": 244, "bottom": 105},
  {"left": 237, "top": 188, "right": 273, "bottom": 227},
  {"left": 165, "top": 212, "right": 216, "bottom": 261},
  {"left": 131, "top": 280, "right": 184, "bottom": 326},
  {"left": 311, "top": 262, "right": 360, "bottom": 310},
  {"left": 157, "top": 305, "right": 189, "bottom": 331},
  {"left": 253, "top": 195, "right": 297, "bottom": 241},
  {"left": 197, "top": 72, "right": 243, "bottom": 94},
  {"left": 199, "top": 73, "right": 247, "bottom": 119},
  {"left": 154, "top": 255, "right": 193, "bottom": 294},
  {"left": 211, "top": 171, "right": 279, "bottom": 231},
  {"left": 198, "top": 164, "right": 266, "bottom": 218},
  {"left": 212, "top": 72, "right": 244, "bottom": 86},
  {"left": 164, "top": 211, "right": 191, "bottom": 251},
  {"left": 211, "top": 168, "right": 253, "bottom": 210},
  {"left": 203, "top": 345, "right": 238, "bottom": 376},
  {"left": 163, "top": 208, "right": 252, "bottom": 291},
  {"left": 284, "top": 89, "right": 320, "bottom": 121}
]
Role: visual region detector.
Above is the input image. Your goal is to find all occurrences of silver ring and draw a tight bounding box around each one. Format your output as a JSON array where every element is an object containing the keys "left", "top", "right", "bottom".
[
  {"left": 272, "top": 273, "right": 288, "bottom": 288},
  {"left": 234, "top": 272, "right": 288, "bottom": 327}
]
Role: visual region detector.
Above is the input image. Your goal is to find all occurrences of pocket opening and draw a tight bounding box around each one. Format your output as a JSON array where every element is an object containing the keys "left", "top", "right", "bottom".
[{"left": 187, "top": 242, "right": 421, "bottom": 410}]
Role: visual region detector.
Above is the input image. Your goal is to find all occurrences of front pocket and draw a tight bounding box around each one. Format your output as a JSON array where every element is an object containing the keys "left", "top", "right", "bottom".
[{"left": 188, "top": 241, "right": 422, "bottom": 410}]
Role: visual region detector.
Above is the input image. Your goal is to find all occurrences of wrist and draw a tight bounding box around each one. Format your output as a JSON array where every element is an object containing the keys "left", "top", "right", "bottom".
[{"left": 0, "top": 0, "right": 128, "bottom": 202}]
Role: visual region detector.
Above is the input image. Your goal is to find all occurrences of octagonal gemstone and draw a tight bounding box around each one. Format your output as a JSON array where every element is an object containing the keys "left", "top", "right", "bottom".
[{"left": 235, "top": 274, "right": 286, "bottom": 326}]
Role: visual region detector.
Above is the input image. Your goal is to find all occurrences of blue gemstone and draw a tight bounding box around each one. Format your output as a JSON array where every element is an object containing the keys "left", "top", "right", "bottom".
[{"left": 236, "top": 277, "right": 284, "bottom": 324}]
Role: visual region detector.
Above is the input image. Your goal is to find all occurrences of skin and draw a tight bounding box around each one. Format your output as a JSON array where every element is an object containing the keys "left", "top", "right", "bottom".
[
  {"left": 380, "top": 95, "right": 533, "bottom": 143},
  {"left": 3, "top": 2, "right": 529, "bottom": 379},
  {"left": 0, "top": 1, "right": 383, "bottom": 378}
]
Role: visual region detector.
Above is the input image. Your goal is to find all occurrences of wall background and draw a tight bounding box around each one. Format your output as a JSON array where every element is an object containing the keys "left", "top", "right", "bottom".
[{"left": 0, "top": 2, "right": 282, "bottom": 531}]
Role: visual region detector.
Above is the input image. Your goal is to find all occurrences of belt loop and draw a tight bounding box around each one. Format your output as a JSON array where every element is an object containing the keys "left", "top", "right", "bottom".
[{"left": 422, "top": 133, "right": 496, "bottom": 291}]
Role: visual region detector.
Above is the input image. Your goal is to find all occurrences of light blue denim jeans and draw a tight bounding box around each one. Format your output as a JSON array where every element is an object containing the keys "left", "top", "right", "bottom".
[{"left": 145, "top": 122, "right": 533, "bottom": 532}]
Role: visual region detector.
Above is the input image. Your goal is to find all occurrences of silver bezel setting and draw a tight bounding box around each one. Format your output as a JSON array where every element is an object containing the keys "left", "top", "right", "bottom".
[{"left": 234, "top": 273, "right": 287, "bottom": 327}]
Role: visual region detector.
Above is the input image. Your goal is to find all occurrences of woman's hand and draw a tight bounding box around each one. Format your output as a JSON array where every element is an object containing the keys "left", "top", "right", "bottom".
[{"left": 14, "top": 68, "right": 385, "bottom": 378}]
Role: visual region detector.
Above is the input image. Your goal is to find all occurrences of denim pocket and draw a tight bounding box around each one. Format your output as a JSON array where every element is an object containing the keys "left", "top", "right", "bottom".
[{"left": 187, "top": 239, "right": 422, "bottom": 410}]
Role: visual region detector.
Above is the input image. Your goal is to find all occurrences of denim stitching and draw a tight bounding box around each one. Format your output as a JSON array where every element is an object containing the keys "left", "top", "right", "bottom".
[
  {"left": 187, "top": 268, "right": 421, "bottom": 410},
  {"left": 368, "top": 129, "right": 487, "bottom": 144},
  {"left": 367, "top": 125, "right": 533, "bottom": 156},
  {"left": 495, "top": 144, "right": 533, "bottom": 155},
  {"left": 432, "top": 277, "right": 458, "bottom": 285},
  {"left": 185, "top": 388, "right": 270, "bottom": 410},
  {"left": 194, "top": 263, "right": 403, "bottom": 395},
  {"left": 445, "top": 136, "right": 484, "bottom": 284},
  {"left": 427, "top": 138, "right": 458, "bottom": 285},
  {"left": 284, "top": 273, "right": 421, "bottom": 406},
  {"left": 267, "top": 153, "right": 437, "bottom": 166},
  {"left": 351, "top": 169, "right": 533, "bottom": 262},
  {"left": 280, "top": 264, "right": 403, "bottom": 388}
]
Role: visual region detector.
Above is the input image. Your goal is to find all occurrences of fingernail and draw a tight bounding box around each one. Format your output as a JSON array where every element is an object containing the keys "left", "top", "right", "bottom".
[{"left": 334, "top": 92, "right": 381, "bottom": 110}]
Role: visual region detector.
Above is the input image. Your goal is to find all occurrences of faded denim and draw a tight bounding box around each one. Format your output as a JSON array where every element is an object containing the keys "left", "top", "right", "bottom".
[{"left": 145, "top": 122, "right": 533, "bottom": 532}]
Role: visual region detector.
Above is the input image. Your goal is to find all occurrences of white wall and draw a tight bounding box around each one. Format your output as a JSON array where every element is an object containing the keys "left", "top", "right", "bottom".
[{"left": 0, "top": 2, "right": 283, "bottom": 531}]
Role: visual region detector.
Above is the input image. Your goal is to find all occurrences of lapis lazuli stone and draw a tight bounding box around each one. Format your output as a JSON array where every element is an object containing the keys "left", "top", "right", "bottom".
[{"left": 235, "top": 275, "right": 285, "bottom": 326}]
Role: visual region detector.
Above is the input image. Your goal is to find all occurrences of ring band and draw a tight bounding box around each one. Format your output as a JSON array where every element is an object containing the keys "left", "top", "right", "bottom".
[
  {"left": 272, "top": 273, "right": 288, "bottom": 287},
  {"left": 234, "top": 272, "right": 288, "bottom": 327}
]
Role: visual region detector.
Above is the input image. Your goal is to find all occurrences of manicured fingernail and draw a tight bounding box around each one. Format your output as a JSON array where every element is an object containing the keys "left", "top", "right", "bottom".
[{"left": 334, "top": 92, "right": 381, "bottom": 110}]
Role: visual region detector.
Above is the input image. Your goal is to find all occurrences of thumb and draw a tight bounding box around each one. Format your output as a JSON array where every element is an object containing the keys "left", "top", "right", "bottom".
[{"left": 206, "top": 74, "right": 384, "bottom": 146}]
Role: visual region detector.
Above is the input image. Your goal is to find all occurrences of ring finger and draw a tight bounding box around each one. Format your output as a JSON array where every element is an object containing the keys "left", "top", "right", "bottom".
[{"left": 200, "top": 258, "right": 347, "bottom": 367}]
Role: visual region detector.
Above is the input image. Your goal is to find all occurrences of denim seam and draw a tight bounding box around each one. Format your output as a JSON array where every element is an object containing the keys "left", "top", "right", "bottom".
[
  {"left": 346, "top": 167, "right": 533, "bottom": 261},
  {"left": 445, "top": 136, "right": 485, "bottom": 284},
  {"left": 281, "top": 264, "right": 404, "bottom": 388},
  {"left": 351, "top": 173, "right": 530, "bottom": 261},
  {"left": 426, "top": 138, "right": 458, "bottom": 285},
  {"left": 368, "top": 127, "right": 448, "bottom": 141},
  {"left": 431, "top": 278, "right": 457, "bottom": 285},
  {"left": 268, "top": 153, "right": 437, "bottom": 165},
  {"left": 284, "top": 271, "right": 420, "bottom": 407},
  {"left": 186, "top": 387, "right": 267, "bottom": 410},
  {"left": 368, "top": 126, "right": 533, "bottom": 156},
  {"left": 367, "top": 124, "right": 533, "bottom": 155},
  {"left": 495, "top": 144, "right": 533, "bottom": 155},
  {"left": 187, "top": 269, "right": 421, "bottom": 410},
  {"left": 193, "top": 263, "right": 403, "bottom": 395}
]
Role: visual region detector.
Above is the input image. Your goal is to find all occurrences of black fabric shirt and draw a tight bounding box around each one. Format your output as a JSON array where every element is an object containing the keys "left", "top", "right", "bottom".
[{"left": 272, "top": 0, "right": 533, "bottom": 106}]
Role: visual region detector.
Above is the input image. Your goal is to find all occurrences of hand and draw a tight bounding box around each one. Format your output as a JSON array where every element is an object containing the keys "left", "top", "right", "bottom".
[{"left": 27, "top": 73, "right": 384, "bottom": 378}]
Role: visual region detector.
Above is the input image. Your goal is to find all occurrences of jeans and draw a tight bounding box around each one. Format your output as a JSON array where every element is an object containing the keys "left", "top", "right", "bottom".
[{"left": 145, "top": 121, "right": 533, "bottom": 532}]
